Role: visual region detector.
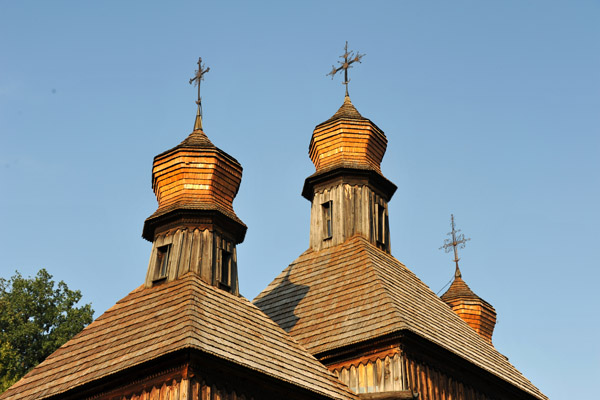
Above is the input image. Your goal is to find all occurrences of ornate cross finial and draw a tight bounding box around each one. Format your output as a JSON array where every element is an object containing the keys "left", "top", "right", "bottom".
[
  {"left": 189, "top": 57, "right": 210, "bottom": 130},
  {"left": 326, "top": 41, "right": 365, "bottom": 96},
  {"left": 439, "top": 214, "right": 471, "bottom": 278}
]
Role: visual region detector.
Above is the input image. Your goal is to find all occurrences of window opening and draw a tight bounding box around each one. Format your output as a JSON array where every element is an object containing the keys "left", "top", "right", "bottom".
[
  {"left": 155, "top": 245, "right": 171, "bottom": 280},
  {"left": 377, "top": 204, "right": 386, "bottom": 247},
  {"left": 323, "top": 201, "right": 333, "bottom": 239},
  {"left": 219, "top": 249, "right": 232, "bottom": 290}
]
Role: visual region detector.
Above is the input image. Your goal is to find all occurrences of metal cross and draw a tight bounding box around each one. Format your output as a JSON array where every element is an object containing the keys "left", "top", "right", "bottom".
[
  {"left": 189, "top": 57, "right": 210, "bottom": 114},
  {"left": 439, "top": 214, "right": 470, "bottom": 277},
  {"left": 326, "top": 41, "right": 365, "bottom": 96}
]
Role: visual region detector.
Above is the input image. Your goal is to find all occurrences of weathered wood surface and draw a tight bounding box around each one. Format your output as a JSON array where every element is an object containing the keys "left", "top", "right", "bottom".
[
  {"left": 119, "top": 377, "right": 254, "bottom": 400},
  {"left": 330, "top": 347, "right": 498, "bottom": 399},
  {"left": 358, "top": 392, "right": 418, "bottom": 400},
  {"left": 332, "top": 353, "right": 404, "bottom": 394},
  {"left": 403, "top": 356, "right": 490, "bottom": 400},
  {"left": 309, "top": 183, "right": 390, "bottom": 252},
  {"left": 145, "top": 228, "right": 237, "bottom": 295}
]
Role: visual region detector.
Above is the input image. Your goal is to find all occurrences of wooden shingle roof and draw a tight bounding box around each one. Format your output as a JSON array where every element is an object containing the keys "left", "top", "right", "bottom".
[
  {"left": 441, "top": 274, "right": 492, "bottom": 307},
  {"left": 253, "top": 236, "right": 547, "bottom": 400},
  {"left": 322, "top": 95, "right": 365, "bottom": 123},
  {"left": 0, "top": 274, "right": 358, "bottom": 400}
]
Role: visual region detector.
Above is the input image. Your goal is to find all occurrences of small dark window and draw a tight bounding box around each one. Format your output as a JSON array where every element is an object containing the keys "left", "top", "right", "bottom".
[
  {"left": 219, "top": 249, "right": 232, "bottom": 290},
  {"left": 377, "top": 204, "right": 385, "bottom": 244},
  {"left": 155, "top": 245, "right": 171, "bottom": 280},
  {"left": 322, "top": 201, "right": 332, "bottom": 239}
]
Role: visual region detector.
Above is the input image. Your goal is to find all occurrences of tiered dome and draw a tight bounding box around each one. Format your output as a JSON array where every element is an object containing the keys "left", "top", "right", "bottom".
[
  {"left": 309, "top": 95, "right": 388, "bottom": 173},
  {"left": 441, "top": 273, "right": 497, "bottom": 345},
  {"left": 142, "top": 126, "right": 245, "bottom": 241}
]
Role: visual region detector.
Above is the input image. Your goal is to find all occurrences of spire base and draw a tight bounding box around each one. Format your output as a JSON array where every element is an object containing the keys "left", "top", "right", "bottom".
[{"left": 194, "top": 105, "right": 203, "bottom": 131}]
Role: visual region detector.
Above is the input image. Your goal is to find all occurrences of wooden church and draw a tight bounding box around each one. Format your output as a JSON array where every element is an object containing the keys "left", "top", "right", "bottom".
[{"left": 0, "top": 51, "right": 547, "bottom": 400}]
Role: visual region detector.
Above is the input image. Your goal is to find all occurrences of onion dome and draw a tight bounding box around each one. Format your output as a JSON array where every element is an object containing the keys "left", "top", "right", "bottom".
[
  {"left": 142, "top": 123, "right": 246, "bottom": 242},
  {"left": 309, "top": 95, "right": 388, "bottom": 174},
  {"left": 441, "top": 272, "right": 497, "bottom": 345}
]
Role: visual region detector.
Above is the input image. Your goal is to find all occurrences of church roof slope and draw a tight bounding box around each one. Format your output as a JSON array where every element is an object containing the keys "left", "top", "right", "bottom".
[
  {"left": 1, "top": 274, "right": 357, "bottom": 400},
  {"left": 253, "top": 236, "right": 546, "bottom": 400}
]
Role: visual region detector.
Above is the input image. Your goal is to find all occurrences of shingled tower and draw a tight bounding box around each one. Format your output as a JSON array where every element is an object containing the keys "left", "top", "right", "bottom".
[
  {"left": 255, "top": 43, "right": 547, "bottom": 400},
  {"left": 141, "top": 57, "right": 246, "bottom": 294},
  {"left": 303, "top": 94, "right": 396, "bottom": 252},
  {"left": 439, "top": 214, "right": 497, "bottom": 345},
  {"left": 441, "top": 270, "right": 497, "bottom": 345}
]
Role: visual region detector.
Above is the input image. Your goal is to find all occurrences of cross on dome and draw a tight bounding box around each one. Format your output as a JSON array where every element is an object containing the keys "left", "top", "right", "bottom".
[
  {"left": 439, "top": 214, "right": 471, "bottom": 277},
  {"left": 326, "top": 41, "right": 365, "bottom": 96},
  {"left": 189, "top": 57, "right": 210, "bottom": 130}
]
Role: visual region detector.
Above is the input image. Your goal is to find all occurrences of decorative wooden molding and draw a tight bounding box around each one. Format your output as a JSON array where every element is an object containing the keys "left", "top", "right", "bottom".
[
  {"left": 358, "top": 391, "right": 419, "bottom": 400},
  {"left": 302, "top": 167, "right": 397, "bottom": 202},
  {"left": 143, "top": 208, "right": 246, "bottom": 243}
]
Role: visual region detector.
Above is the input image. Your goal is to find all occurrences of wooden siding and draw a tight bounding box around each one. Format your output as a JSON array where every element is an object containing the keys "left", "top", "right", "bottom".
[
  {"left": 309, "top": 183, "right": 390, "bottom": 252},
  {"left": 145, "top": 228, "right": 238, "bottom": 295},
  {"left": 403, "top": 355, "right": 495, "bottom": 400},
  {"left": 331, "top": 353, "right": 405, "bottom": 394},
  {"left": 328, "top": 348, "right": 511, "bottom": 400},
  {"left": 117, "top": 377, "right": 255, "bottom": 400}
]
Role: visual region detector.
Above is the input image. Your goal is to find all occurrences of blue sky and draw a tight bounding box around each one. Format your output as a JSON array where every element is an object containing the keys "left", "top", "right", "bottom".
[{"left": 1, "top": 1, "right": 598, "bottom": 398}]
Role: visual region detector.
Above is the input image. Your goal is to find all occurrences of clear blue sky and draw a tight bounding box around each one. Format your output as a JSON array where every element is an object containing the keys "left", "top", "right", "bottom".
[{"left": 1, "top": 1, "right": 598, "bottom": 398}]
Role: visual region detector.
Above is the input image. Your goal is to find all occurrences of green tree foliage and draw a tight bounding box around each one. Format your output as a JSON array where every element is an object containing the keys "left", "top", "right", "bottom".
[{"left": 0, "top": 269, "right": 94, "bottom": 392}]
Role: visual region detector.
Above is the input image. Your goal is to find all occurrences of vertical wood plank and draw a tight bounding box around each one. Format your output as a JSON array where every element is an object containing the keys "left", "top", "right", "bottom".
[
  {"left": 201, "top": 382, "right": 209, "bottom": 400},
  {"left": 383, "top": 356, "right": 392, "bottom": 391},
  {"left": 392, "top": 353, "right": 401, "bottom": 391},
  {"left": 161, "top": 383, "right": 169, "bottom": 400},
  {"left": 179, "top": 229, "right": 191, "bottom": 275},
  {"left": 376, "top": 358, "right": 383, "bottom": 391},
  {"left": 189, "top": 228, "right": 201, "bottom": 275},
  {"left": 167, "top": 230, "right": 183, "bottom": 281},
  {"left": 192, "top": 379, "right": 200, "bottom": 400},
  {"left": 172, "top": 380, "right": 179, "bottom": 400},
  {"left": 358, "top": 363, "right": 366, "bottom": 393},
  {"left": 341, "top": 368, "right": 349, "bottom": 388},
  {"left": 200, "top": 230, "right": 212, "bottom": 283},
  {"left": 150, "top": 386, "right": 159, "bottom": 400},
  {"left": 366, "top": 362, "right": 374, "bottom": 392},
  {"left": 145, "top": 244, "right": 158, "bottom": 287},
  {"left": 349, "top": 365, "right": 357, "bottom": 393},
  {"left": 180, "top": 379, "right": 189, "bottom": 400}
]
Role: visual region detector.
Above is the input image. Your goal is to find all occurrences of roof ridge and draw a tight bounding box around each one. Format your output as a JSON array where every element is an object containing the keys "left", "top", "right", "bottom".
[
  {"left": 353, "top": 236, "right": 411, "bottom": 329},
  {"left": 188, "top": 276, "right": 358, "bottom": 400}
]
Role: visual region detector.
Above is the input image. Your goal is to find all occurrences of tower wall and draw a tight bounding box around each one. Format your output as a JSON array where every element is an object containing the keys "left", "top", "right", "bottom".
[
  {"left": 309, "top": 182, "right": 390, "bottom": 253},
  {"left": 145, "top": 227, "right": 239, "bottom": 295}
]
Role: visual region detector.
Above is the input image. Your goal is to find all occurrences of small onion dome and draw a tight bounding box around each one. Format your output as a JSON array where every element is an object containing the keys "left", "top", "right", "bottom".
[
  {"left": 309, "top": 95, "right": 387, "bottom": 173},
  {"left": 441, "top": 275, "right": 497, "bottom": 345},
  {"left": 142, "top": 127, "right": 246, "bottom": 242}
]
